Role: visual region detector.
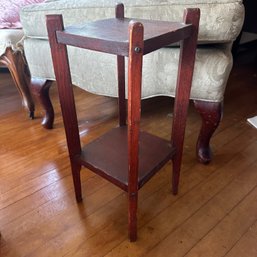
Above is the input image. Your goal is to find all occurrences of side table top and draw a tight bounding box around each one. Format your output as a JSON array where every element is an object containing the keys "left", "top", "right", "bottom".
[{"left": 55, "top": 17, "right": 192, "bottom": 56}]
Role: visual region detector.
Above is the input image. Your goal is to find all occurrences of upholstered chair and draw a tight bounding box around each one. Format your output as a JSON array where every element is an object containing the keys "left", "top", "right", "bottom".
[{"left": 20, "top": 0, "right": 244, "bottom": 163}]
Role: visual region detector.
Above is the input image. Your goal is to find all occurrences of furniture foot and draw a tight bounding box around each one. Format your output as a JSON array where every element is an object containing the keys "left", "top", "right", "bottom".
[
  {"left": 0, "top": 47, "right": 35, "bottom": 118},
  {"left": 30, "top": 78, "right": 54, "bottom": 129},
  {"left": 71, "top": 162, "right": 82, "bottom": 202},
  {"left": 194, "top": 100, "right": 223, "bottom": 164}
]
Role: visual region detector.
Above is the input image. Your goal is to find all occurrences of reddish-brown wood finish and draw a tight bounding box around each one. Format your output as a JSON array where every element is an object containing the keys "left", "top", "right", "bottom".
[
  {"left": 171, "top": 8, "right": 200, "bottom": 195},
  {"left": 56, "top": 19, "right": 192, "bottom": 56},
  {"left": 30, "top": 78, "right": 54, "bottom": 129},
  {"left": 79, "top": 127, "right": 174, "bottom": 190},
  {"left": 46, "top": 3, "right": 199, "bottom": 241},
  {"left": 28, "top": 83, "right": 223, "bottom": 164},
  {"left": 0, "top": 47, "right": 35, "bottom": 118},
  {"left": 32, "top": 3, "right": 218, "bottom": 169},
  {"left": 46, "top": 15, "right": 82, "bottom": 202},
  {"left": 127, "top": 20, "right": 144, "bottom": 242},
  {"left": 194, "top": 100, "right": 223, "bottom": 164},
  {"left": 116, "top": 3, "right": 126, "bottom": 127}
]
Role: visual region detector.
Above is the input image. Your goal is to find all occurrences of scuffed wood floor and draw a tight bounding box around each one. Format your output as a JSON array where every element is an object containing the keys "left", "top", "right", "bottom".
[{"left": 0, "top": 52, "right": 257, "bottom": 257}]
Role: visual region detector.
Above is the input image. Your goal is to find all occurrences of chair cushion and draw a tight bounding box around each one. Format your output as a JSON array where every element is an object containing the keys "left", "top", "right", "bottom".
[
  {"left": 0, "top": 29, "right": 24, "bottom": 56},
  {"left": 24, "top": 38, "right": 232, "bottom": 102},
  {"left": 20, "top": 0, "right": 244, "bottom": 44}
]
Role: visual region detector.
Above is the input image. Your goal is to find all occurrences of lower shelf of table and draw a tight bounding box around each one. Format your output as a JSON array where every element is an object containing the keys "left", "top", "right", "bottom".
[{"left": 78, "top": 126, "right": 175, "bottom": 191}]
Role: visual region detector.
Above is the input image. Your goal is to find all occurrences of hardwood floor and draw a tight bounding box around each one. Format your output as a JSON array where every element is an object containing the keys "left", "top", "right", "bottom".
[{"left": 0, "top": 52, "right": 257, "bottom": 256}]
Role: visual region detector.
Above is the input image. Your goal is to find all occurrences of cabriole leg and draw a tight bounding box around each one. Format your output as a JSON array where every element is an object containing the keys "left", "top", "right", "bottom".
[
  {"left": 30, "top": 78, "right": 54, "bottom": 129},
  {"left": 0, "top": 47, "right": 35, "bottom": 118},
  {"left": 194, "top": 100, "right": 223, "bottom": 164}
]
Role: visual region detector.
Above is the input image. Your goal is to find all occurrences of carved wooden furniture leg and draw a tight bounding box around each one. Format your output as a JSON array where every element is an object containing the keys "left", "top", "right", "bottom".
[
  {"left": 0, "top": 47, "right": 35, "bottom": 118},
  {"left": 194, "top": 100, "right": 223, "bottom": 164},
  {"left": 30, "top": 78, "right": 54, "bottom": 129}
]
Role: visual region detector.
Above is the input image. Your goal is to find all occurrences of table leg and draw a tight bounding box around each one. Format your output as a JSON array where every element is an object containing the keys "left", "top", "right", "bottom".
[
  {"left": 116, "top": 4, "right": 126, "bottom": 127},
  {"left": 127, "top": 20, "right": 144, "bottom": 242},
  {"left": 46, "top": 15, "right": 82, "bottom": 201},
  {"left": 171, "top": 8, "right": 200, "bottom": 195}
]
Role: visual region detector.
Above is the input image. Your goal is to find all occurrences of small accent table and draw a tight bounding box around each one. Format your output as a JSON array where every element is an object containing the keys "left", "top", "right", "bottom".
[{"left": 46, "top": 3, "right": 200, "bottom": 241}]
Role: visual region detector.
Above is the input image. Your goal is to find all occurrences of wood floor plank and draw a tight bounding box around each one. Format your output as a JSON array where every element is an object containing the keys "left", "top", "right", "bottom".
[
  {"left": 0, "top": 156, "right": 198, "bottom": 257},
  {"left": 0, "top": 182, "right": 122, "bottom": 257},
  {"left": 35, "top": 124, "right": 257, "bottom": 257},
  {"left": 183, "top": 185, "right": 257, "bottom": 257},
  {"left": 1, "top": 102, "right": 255, "bottom": 256},
  {"left": 224, "top": 219, "right": 257, "bottom": 257},
  {"left": 103, "top": 140, "right": 257, "bottom": 257},
  {"left": 144, "top": 162, "right": 257, "bottom": 257},
  {"left": 0, "top": 50, "right": 257, "bottom": 257}
]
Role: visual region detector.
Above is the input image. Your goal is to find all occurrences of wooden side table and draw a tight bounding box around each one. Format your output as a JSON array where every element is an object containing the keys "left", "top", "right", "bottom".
[{"left": 46, "top": 3, "right": 200, "bottom": 241}]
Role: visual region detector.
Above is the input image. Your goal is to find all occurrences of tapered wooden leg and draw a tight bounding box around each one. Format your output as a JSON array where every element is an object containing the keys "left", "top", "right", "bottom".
[
  {"left": 47, "top": 15, "right": 82, "bottom": 202},
  {"left": 194, "top": 100, "right": 223, "bottom": 164},
  {"left": 117, "top": 55, "right": 126, "bottom": 126},
  {"left": 116, "top": 4, "right": 126, "bottom": 127},
  {"left": 127, "top": 20, "right": 144, "bottom": 242},
  {"left": 0, "top": 47, "right": 35, "bottom": 118},
  {"left": 171, "top": 9, "right": 200, "bottom": 195},
  {"left": 71, "top": 162, "right": 82, "bottom": 202},
  {"left": 30, "top": 78, "right": 54, "bottom": 129}
]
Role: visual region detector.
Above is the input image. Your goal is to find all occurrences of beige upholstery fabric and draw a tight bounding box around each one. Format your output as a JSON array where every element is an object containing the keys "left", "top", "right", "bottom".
[
  {"left": 20, "top": 0, "right": 244, "bottom": 102},
  {"left": 21, "top": 0, "right": 244, "bottom": 43},
  {"left": 24, "top": 38, "right": 232, "bottom": 101},
  {"left": 0, "top": 29, "right": 24, "bottom": 56}
]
